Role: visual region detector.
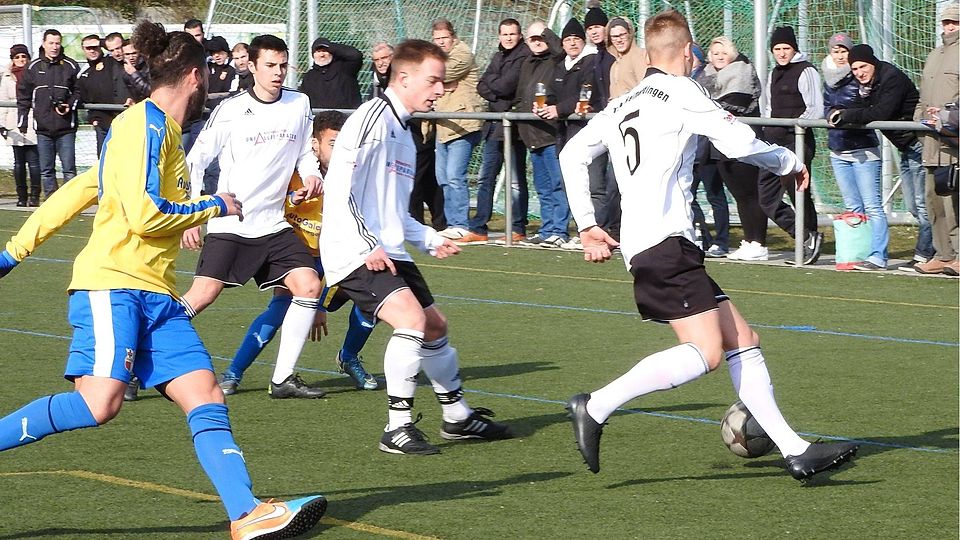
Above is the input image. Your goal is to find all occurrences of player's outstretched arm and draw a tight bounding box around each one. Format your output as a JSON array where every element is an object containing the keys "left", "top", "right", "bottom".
[{"left": 2, "top": 167, "right": 100, "bottom": 275}]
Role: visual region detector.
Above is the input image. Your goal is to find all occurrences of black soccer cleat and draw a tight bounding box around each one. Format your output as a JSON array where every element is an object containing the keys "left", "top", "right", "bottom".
[
  {"left": 566, "top": 393, "right": 604, "bottom": 474},
  {"left": 379, "top": 416, "right": 441, "bottom": 455},
  {"left": 440, "top": 407, "right": 513, "bottom": 441},
  {"left": 784, "top": 440, "right": 858, "bottom": 480},
  {"left": 123, "top": 377, "right": 140, "bottom": 402},
  {"left": 268, "top": 373, "right": 326, "bottom": 399}
]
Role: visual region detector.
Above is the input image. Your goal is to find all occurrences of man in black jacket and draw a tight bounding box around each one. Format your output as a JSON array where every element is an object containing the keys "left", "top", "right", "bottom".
[
  {"left": 829, "top": 44, "right": 933, "bottom": 267},
  {"left": 516, "top": 21, "right": 571, "bottom": 247},
  {"left": 470, "top": 18, "right": 531, "bottom": 242},
  {"left": 16, "top": 29, "right": 79, "bottom": 198},
  {"left": 121, "top": 39, "right": 150, "bottom": 103},
  {"left": 299, "top": 38, "right": 362, "bottom": 110},
  {"left": 76, "top": 34, "right": 129, "bottom": 155}
]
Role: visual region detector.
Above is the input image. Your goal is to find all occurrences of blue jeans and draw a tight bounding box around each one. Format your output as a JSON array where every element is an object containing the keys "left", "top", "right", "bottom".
[
  {"left": 37, "top": 131, "right": 76, "bottom": 196},
  {"left": 529, "top": 145, "right": 570, "bottom": 239},
  {"left": 470, "top": 137, "right": 528, "bottom": 235},
  {"left": 831, "top": 156, "right": 888, "bottom": 266},
  {"left": 899, "top": 141, "right": 934, "bottom": 259},
  {"left": 435, "top": 131, "right": 481, "bottom": 230}
]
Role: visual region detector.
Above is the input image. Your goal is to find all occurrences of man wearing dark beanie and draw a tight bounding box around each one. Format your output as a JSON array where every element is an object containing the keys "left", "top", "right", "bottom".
[
  {"left": 828, "top": 42, "right": 930, "bottom": 268},
  {"left": 759, "top": 25, "right": 824, "bottom": 265}
]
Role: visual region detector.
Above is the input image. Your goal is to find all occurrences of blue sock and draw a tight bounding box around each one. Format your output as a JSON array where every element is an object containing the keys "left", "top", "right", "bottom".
[
  {"left": 340, "top": 305, "right": 375, "bottom": 360},
  {"left": 0, "top": 392, "right": 98, "bottom": 452},
  {"left": 226, "top": 295, "right": 292, "bottom": 379},
  {"left": 187, "top": 403, "right": 258, "bottom": 521}
]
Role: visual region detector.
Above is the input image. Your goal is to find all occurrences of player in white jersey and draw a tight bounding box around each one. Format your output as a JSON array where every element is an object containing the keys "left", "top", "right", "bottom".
[
  {"left": 179, "top": 34, "right": 326, "bottom": 399},
  {"left": 558, "top": 10, "right": 857, "bottom": 481},
  {"left": 320, "top": 40, "right": 513, "bottom": 455}
]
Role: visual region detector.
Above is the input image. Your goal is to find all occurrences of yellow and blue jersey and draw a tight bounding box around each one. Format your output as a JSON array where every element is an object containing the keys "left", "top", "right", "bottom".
[
  {"left": 284, "top": 171, "right": 323, "bottom": 257},
  {"left": 5, "top": 99, "right": 225, "bottom": 297}
]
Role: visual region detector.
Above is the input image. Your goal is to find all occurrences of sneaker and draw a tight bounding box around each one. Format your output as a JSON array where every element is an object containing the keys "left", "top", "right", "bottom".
[
  {"left": 704, "top": 244, "right": 728, "bottom": 258},
  {"left": 28, "top": 197, "right": 39, "bottom": 207},
  {"left": 944, "top": 259, "right": 959, "bottom": 276},
  {"left": 852, "top": 261, "right": 885, "bottom": 271},
  {"left": 440, "top": 407, "right": 513, "bottom": 441},
  {"left": 438, "top": 227, "right": 469, "bottom": 240},
  {"left": 560, "top": 237, "right": 583, "bottom": 250},
  {"left": 219, "top": 372, "right": 241, "bottom": 396},
  {"left": 455, "top": 231, "right": 489, "bottom": 245},
  {"left": 726, "top": 241, "right": 768, "bottom": 261},
  {"left": 15, "top": 200, "right": 26, "bottom": 207},
  {"left": 915, "top": 259, "right": 947, "bottom": 275},
  {"left": 804, "top": 231, "right": 824, "bottom": 265},
  {"left": 784, "top": 441, "right": 858, "bottom": 481},
  {"left": 519, "top": 233, "right": 542, "bottom": 246},
  {"left": 510, "top": 232, "right": 525, "bottom": 242},
  {"left": 566, "top": 393, "right": 604, "bottom": 474},
  {"left": 230, "top": 495, "right": 327, "bottom": 540},
  {"left": 540, "top": 235, "right": 565, "bottom": 248},
  {"left": 336, "top": 351, "right": 378, "bottom": 390},
  {"left": 898, "top": 258, "right": 925, "bottom": 272},
  {"left": 123, "top": 377, "right": 139, "bottom": 402},
  {"left": 379, "top": 415, "right": 440, "bottom": 455},
  {"left": 269, "top": 373, "right": 326, "bottom": 399}
]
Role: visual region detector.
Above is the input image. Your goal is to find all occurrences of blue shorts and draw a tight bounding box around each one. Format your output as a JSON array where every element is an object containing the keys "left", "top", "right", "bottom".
[{"left": 65, "top": 289, "right": 213, "bottom": 389}]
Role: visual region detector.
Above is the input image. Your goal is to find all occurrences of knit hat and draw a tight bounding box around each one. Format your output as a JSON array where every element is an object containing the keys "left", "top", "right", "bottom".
[
  {"left": 827, "top": 32, "right": 854, "bottom": 51},
  {"left": 848, "top": 43, "right": 878, "bottom": 67},
  {"left": 770, "top": 26, "right": 798, "bottom": 51},
  {"left": 311, "top": 37, "right": 331, "bottom": 51},
  {"left": 204, "top": 35, "right": 230, "bottom": 53},
  {"left": 584, "top": 7, "right": 609, "bottom": 29},
  {"left": 9, "top": 44, "right": 28, "bottom": 59},
  {"left": 691, "top": 42, "right": 706, "bottom": 64},
  {"left": 941, "top": 3, "right": 960, "bottom": 22},
  {"left": 608, "top": 17, "right": 631, "bottom": 34},
  {"left": 562, "top": 18, "right": 586, "bottom": 41}
]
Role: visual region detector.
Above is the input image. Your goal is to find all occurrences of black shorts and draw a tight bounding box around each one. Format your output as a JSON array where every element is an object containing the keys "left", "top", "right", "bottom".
[
  {"left": 336, "top": 260, "right": 435, "bottom": 321},
  {"left": 628, "top": 236, "right": 728, "bottom": 322},
  {"left": 195, "top": 229, "right": 317, "bottom": 289}
]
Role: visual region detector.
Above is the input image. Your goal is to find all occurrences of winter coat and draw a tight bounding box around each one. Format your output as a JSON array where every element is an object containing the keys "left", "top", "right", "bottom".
[
  {"left": 553, "top": 51, "right": 601, "bottom": 150},
  {"left": 821, "top": 55, "right": 879, "bottom": 153},
  {"left": 17, "top": 52, "right": 80, "bottom": 137},
  {"left": 207, "top": 62, "right": 236, "bottom": 110},
  {"left": 299, "top": 43, "right": 363, "bottom": 110},
  {"left": 592, "top": 45, "right": 614, "bottom": 104},
  {"left": 833, "top": 61, "right": 919, "bottom": 151},
  {"left": 434, "top": 40, "right": 484, "bottom": 144},
  {"left": 77, "top": 56, "right": 129, "bottom": 129},
  {"left": 231, "top": 69, "right": 253, "bottom": 93},
  {"left": 697, "top": 53, "right": 760, "bottom": 116},
  {"left": 0, "top": 66, "right": 36, "bottom": 145},
  {"left": 122, "top": 57, "right": 151, "bottom": 103},
  {"left": 606, "top": 18, "right": 647, "bottom": 99},
  {"left": 916, "top": 29, "right": 959, "bottom": 167},
  {"left": 368, "top": 64, "right": 388, "bottom": 101},
  {"left": 476, "top": 42, "right": 530, "bottom": 141},
  {"left": 515, "top": 29, "right": 564, "bottom": 150}
]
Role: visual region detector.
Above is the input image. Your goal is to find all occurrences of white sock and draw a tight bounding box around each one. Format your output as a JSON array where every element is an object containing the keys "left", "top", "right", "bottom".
[
  {"left": 384, "top": 329, "right": 424, "bottom": 430},
  {"left": 270, "top": 297, "right": 318, "bottom": 385},
  {"left": 726, "top": 346, "right": 810, "bottom": 457},
  {"left": 586, "top": 343, "right": 709, "bottom": 424},
  {"left": 421, "top": 336, "right": 471, "bottom": 422}
]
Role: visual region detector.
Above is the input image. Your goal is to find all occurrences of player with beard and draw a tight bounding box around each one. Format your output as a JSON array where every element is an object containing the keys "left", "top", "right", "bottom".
[
  {"left": 320, "top": 40, "right": 513, "bottom": 455},
  {"left": 180, "top": 34, "right": 329, "bottom": 399},
  {"left": 0, "top": 21, "right": 327, "bottom": 538}
]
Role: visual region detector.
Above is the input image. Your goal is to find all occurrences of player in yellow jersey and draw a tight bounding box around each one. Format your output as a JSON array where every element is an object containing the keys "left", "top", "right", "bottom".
[
  {"left": 0, "top": 21, "right": 327, "bottom": 539},
  {"left": 218, "top": 111, "right": 380, "bottom": 395}
]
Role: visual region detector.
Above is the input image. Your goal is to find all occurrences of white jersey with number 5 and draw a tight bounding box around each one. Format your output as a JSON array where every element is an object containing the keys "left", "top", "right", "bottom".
[{"left": 559, "top": 68, "right": 803, "bottom": 269}]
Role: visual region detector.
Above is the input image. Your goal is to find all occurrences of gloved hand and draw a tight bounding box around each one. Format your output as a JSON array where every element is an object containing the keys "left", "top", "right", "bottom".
[{"left": 0, "top": 250, "right": 18, "bottom": 278}]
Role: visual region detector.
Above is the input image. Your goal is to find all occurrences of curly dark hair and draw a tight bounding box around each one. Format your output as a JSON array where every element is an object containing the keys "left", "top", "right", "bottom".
[{"left": 132, "top": 20, "right": 205, "bottom": 90}]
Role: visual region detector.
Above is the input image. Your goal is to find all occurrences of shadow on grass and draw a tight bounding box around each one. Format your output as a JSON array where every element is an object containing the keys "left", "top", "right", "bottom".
[
  {"left": 292, "top": 471, "right": 572, "bottom": 538},
  {"left": 458, "top": 360, "right": 561, "bottom": 382}
]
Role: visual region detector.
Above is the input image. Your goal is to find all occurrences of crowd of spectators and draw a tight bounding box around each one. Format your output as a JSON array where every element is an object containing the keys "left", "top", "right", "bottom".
[{"left": 1, "top": 3, "right": 957, "bottom": 274}]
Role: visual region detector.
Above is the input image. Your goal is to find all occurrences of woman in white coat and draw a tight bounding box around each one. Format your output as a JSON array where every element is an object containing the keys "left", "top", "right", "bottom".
[{"left": 1, "top": 44, "right": 40, "bottom": 206}]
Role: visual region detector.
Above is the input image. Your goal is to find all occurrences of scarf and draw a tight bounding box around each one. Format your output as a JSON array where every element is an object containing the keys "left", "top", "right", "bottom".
[{"left": 10, "top": 63, "right": 25, "bottom": 84}]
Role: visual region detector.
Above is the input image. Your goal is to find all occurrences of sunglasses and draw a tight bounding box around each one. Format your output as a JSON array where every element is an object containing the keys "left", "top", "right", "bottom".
[{"left": 83, "top": 45, "right": 101, "bottom": 51}]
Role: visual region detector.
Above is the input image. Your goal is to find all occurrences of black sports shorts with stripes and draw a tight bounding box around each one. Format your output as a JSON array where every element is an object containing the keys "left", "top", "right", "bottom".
[
  {"left": 628, "top": 236, "right": 728, "bottom": 322},
  {"left": 194, "top": 229, "right": 317, "bottom": 289},
  {"left": 335, "top": 259, "right": 435, "bottom": 321}
]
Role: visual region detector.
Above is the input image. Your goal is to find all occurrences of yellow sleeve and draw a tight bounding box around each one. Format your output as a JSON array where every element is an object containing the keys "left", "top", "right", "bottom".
[
  {"left": 105, "top": 101, "right": 224, "bottom": 237},
  {"left": 4, "top": 167, "right": 99, "bottom": 262}
]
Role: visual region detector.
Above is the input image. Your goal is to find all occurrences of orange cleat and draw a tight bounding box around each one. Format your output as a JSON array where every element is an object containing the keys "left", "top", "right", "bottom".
[{"left": 230, "top": 496, "right": 327, "bottom": 540}]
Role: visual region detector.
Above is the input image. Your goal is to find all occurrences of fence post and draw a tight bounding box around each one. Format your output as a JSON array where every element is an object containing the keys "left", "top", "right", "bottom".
[
  {"left": 503, "top": 117, "right": 514, "bottom": 246},
  {"left": 794, "top": 124, "right": 806, "bottom": 265}
]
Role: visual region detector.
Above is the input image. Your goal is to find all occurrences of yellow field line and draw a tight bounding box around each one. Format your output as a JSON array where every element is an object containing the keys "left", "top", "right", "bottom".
[
  {"left": 0, "top": 470, "right": 440, "bottom": 539},
  {"left": 419, "top": 263, "right": 957, "bottom": 310}
]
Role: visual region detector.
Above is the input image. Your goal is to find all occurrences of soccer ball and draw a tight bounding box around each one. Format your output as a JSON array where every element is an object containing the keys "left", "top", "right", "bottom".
[{"left": 720, "top": 400, "right": 776, "bottom": 458}]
